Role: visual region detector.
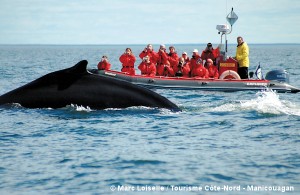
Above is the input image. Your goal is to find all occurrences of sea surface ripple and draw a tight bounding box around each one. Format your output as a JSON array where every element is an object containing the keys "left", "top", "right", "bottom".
[{"left": 0, "top": 44, "right": 300, "bottom": 194}]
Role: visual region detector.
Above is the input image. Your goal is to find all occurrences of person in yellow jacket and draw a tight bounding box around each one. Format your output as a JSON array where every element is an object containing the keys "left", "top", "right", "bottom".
[{"left": 234, "top": 36, "right": 249, "bottom": 79}]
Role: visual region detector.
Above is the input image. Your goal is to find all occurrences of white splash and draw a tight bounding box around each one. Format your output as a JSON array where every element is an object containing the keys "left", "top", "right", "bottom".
[
  {"left": 213, "top": 90, "right": 300, "bottom": 116},
  {"left": 69, "top": 104, "right": 93, "bottom": 112}
]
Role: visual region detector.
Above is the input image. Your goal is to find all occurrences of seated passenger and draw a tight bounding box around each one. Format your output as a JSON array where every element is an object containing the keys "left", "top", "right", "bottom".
[
  {"left": 181, "top": 52, "right": 190, "bottom": 63},
  {"left": 201, "top": 42, "right": 220, "bottom": 67},
  {"left": 119, "top": 48, "right": 136, "bottom": 75},
  {"left": 156, "top": 44, "right": 174, "bottom": 76},
  {"left": 206, "top": 58, "right": 219, "bottom": 79},
  {"left": 139, "top": 44, "right": 158, "bottom": 65},
  {"left": 190, "top": 58, "right": 208, "bottom": 78},
  {"left": 175, "top": 57, "right": 190, "bottom": 77},
  {"left": 97, "top": 56, "right": 111, "bottom": 70},
  {"left": 189, "top": 49, "right": 202, "bottom": 73},
  {"left": 138, "top": 56, "right": 156, "bottom": 77}
]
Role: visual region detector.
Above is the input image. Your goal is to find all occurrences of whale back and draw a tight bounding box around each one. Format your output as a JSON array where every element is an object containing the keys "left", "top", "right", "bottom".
[{"left": 0, "top": 60, "right": 180, "bottom": 110}]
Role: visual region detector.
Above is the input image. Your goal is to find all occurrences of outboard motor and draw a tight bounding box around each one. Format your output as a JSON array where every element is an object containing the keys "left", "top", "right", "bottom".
[{"left": 265, "top": 69, "right": 290, "bottom": 83}]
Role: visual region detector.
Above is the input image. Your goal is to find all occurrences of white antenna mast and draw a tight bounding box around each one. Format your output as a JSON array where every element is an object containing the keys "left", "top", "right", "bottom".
[{"left": 216, "top": 7, "right": 238, "bottom": 60}]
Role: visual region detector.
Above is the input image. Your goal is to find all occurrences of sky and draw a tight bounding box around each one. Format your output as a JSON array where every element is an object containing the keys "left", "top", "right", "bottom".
[{"left": 0, "top": 0, "right": 299, "bottom": 45}]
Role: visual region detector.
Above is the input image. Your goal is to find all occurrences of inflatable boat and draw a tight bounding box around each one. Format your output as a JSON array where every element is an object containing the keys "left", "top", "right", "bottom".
[
  {"left": 89, "top": 69, "right": 300, "bottom": 93},
  {"left": 90, "top": 8, "right": 300, "bottom": 93}
]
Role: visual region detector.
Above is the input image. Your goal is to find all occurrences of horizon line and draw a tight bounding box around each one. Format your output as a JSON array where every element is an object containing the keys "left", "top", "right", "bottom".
[{"left": 1, "top": 43, "right": 300, "bottom": 46}]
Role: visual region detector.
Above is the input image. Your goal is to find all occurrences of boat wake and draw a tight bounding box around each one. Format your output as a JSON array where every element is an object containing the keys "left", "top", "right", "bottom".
[{"left": 212, "top": 90, "right": 300, "bottom": 116}]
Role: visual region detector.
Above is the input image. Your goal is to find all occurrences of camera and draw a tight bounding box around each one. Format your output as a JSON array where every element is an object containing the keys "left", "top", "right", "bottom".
[
  {"left": 142, "top": 56, "right": 148, "bottom": 62},
  {"left": 164, "top": 65, "right": 168, "bottom": 71}
]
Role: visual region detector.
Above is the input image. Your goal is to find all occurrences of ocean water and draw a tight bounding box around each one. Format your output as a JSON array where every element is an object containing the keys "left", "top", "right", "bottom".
[{"left": 0, "top": 44, "right": 300, "bottom": 194}]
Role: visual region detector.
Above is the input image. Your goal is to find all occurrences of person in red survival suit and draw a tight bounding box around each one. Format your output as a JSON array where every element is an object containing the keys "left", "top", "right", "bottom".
[
  {"left": 97, "top": 56, "right": 111, "bottom": 70},
  {"left": 181, "top": 51, "right": 190, "bottom": 63},
  {"left": 206, "top": 58, "right": 219, "bottom": 79},
  {"left": 167, "top": 46, "right": 179, "bottom": 75},
  {"left": 138, "top": 55, "right": 156, "bottom": 77},
  {"left": 175, "top": 57, "right": 190, "bottom": 77},
  {"left": 139, "top": 44, "right": 158, "bottom": 65},
  {"left": 190, "top": 58, "right": 208, "bottom": 78},
  {"left": 189, "top": 49, "right": 202, "bottom": 74},
  {"left": 201, "top": 43, "right": 220, "bottom": 67},
  {"left": 119, "top": 48, "right": 136, "bottom": 75},
  {"left": 156, "top": 44, "right": 174, "bottom": 76}
]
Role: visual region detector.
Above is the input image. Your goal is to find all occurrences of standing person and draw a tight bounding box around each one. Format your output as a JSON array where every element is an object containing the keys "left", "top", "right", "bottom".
[
  {"left": 206, "top": 58, "right": 219, "bottom": 79},
  {"left": 119, "top": 48, "right": 136, "bottom": 75},
  {"left": 138, "top": 56, "right": 156, "bottom": 77},
  {"left": 168, "top": 46, "right": 179, "bottom": 75},
  {"left": 139, "top": 44, "right": 158, "bottom": 65},
  {"left": 201, "top": 42, "right": 220, "bottom": 67},
  {"left": 189, "top": 49, "right": 202, "bottom": 74},
  {"left": 97, "top": 56, "right": 111, "bottom": 70},
  {"left": 234, "top": 36, "right": 250, "bottom": 79},
  {"left": 156, "top": 44, "right": 174, "bottom": 76}
]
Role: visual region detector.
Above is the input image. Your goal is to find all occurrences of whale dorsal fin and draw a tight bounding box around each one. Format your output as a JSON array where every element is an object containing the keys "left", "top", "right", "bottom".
[
  {"left": 17, "top": 60, "right": 89, "bottom": 91},
  {"left": 55, "top": 60, "right": 88, "bottom": 90},
  {"left": 68, "top": 60, "right": 88, "bottom": 74}
]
